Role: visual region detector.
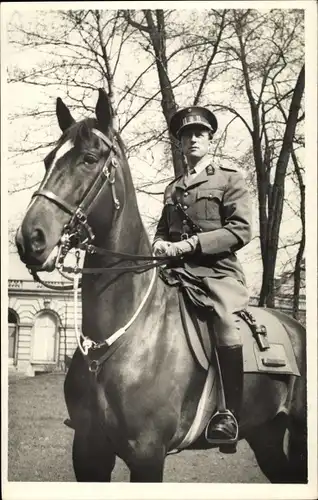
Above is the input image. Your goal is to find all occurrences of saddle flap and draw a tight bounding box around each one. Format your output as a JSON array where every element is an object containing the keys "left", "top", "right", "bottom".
[{"left": 178, "top": 290, "right": 212, "bottom": 371}]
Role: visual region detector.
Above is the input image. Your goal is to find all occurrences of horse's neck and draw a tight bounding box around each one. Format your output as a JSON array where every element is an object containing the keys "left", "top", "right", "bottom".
[{"left": 81, "top": 204, "right": 153, "bottom": 341}]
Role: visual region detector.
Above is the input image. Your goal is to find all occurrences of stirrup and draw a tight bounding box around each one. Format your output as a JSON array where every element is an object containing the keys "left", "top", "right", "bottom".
[{"left": 205, "top": 409, "right": 239, "bottom": 445}]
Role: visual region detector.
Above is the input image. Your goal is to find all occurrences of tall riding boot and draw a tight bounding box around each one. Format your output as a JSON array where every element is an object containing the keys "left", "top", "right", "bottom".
[{"left": 205, "top": 345, "right": 244, "bottom": 449}]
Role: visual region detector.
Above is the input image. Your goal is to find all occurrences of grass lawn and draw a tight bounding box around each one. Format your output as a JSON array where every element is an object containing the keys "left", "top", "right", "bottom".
[
  {"left": 8, "top": 373, "right": 77, "bottom": 481},
  {"left": 7, "top": 372, "right": 266, "bottom": 482}
]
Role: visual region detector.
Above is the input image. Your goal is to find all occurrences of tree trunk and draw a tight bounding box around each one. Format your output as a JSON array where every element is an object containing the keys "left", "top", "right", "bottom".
[
  {"left": 291, "top": 149, "right": 305, "bottom": 319},
  {"left": 144, "top": 10, "right": 184, "bottom": 176},
  {"left": 262, "top": 64, "right": 305, "bottom": 307}
]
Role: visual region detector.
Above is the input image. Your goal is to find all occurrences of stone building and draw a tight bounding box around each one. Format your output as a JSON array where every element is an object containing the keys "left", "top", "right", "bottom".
[{"left": 8, "top": 253, "right": 79, "bottom": 376}]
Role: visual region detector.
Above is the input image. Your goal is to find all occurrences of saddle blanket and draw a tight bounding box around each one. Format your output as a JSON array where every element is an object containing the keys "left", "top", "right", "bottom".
[
  {"left": 181, "top": 297, "right": 300, "bottom": 376},
  {"left": 167, "top": 297, "right": 301, "bottom": 454}
]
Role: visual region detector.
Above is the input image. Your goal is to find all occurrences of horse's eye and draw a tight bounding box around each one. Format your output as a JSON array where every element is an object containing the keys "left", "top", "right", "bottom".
[{"left": 83, "top": 154, "right": 98, "bottom": 165}]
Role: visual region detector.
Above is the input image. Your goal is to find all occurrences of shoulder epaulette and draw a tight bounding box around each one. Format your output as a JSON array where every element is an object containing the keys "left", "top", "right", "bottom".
[
  {"left": 167, "top": 173, "right": 183, "bottom": 185},
  {"left": 164, "top": 174, "right": 182, "bottom": 194},
  {"left": 164, "top": 175, "right": 181, "bottom": 202},
  {"left": 220, "top": 165, "right": 238, "bottom": 172}
]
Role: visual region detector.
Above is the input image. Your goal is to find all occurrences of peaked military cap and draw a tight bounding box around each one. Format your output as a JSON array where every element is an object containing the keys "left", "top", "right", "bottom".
[{"left": 169, "top": 106, "right": 218, "bottom": 139}]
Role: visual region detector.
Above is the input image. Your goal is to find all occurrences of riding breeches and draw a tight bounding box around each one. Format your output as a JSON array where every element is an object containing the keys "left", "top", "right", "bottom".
[{"left": 202, "top": 276, "right": 249, "bottom": 347}]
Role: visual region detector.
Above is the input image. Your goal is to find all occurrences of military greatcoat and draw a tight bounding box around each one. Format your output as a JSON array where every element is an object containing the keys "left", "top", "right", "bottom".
[{"left": 154, "top": 164, "right": 252, "bottom": 286}]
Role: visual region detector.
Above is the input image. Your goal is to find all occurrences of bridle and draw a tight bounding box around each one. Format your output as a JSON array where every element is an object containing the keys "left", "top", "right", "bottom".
[
  {"left": 29, "top": 127, "right": 169, "bottom": 291},
  {"left": 32, "top": 129, "right": 120, "bottom": 269},
  {"left": 28, "top": 125, "right": 171, "bottom": 370}
]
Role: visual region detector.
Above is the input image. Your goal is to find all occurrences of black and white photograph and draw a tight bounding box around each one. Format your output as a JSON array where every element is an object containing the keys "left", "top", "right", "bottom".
[{"left": 1, "top": 1, "right": 317, "bottom": 499}]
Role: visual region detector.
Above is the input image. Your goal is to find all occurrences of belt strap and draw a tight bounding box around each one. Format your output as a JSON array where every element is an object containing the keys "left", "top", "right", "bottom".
[{"left": 173, "top": 200, "right": 203, "bottom": 234}]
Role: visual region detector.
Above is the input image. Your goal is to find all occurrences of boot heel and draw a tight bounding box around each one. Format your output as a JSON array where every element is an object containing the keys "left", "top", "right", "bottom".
[
  {"left": 64, "top": 418, "right": 75, "bottom": 429},
  {"left": 219, "top": 443, "right": 237, "bottom": 454}
]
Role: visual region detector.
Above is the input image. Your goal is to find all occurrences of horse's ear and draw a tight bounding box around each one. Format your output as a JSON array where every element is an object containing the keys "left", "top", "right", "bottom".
[
  {"left": 56, "top": 97, "right": 75, "bottom": 132},
  {"left": 95, "top": 89, "right": 113, "bottom": 133}
]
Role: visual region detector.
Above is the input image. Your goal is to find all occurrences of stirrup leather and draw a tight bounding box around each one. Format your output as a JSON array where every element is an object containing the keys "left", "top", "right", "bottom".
[{"left": 205, "top": 409, "right": 239, "bottom": 445}]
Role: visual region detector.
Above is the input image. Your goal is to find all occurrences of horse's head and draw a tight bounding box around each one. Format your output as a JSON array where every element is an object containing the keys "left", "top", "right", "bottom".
[{"left": 16, "top": 89, "right": 125, "bottom": 272}]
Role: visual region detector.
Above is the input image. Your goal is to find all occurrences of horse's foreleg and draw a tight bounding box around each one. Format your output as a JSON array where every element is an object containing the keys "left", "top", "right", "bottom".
[
  {"left": 126, "top": 441, "right": 166, "bottom": 482},
  {"left": 72, "top": 430, "right": 116, "bottom": 482},
  {"left": 129, "top": 459, "right": 165, "bottom": 482}
]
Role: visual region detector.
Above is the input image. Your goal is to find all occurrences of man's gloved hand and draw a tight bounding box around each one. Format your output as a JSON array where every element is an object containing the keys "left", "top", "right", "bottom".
[
  {"left": 164, "top": 235, "right": 199, "bottom": 257},
  {"left": 152, "top": 239, "right": 172, "bottom": 256}
]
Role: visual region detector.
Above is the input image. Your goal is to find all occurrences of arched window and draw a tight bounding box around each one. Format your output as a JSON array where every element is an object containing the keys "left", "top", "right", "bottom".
[
  {"left": 32, "top": 312, "right": 58, "bottom": 363},
  {"left": 8, "top": 309, "right": 18, "bottom": 362}
]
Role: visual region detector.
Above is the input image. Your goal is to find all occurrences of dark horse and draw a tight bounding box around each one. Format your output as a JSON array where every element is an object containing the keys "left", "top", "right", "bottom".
[{"left": 16, "top": 89, "right": 307, "bottom": 483}]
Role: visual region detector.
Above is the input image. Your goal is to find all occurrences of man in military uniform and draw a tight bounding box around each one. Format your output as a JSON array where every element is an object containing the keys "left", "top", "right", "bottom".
[{"left": 153, "top": 106, "right": 252, "bottom": 447}]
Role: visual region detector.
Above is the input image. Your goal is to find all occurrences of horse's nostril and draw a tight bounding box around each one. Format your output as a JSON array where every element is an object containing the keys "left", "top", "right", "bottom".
[{"left": 30, "top": 228, "right": 46, "bottom": 253}]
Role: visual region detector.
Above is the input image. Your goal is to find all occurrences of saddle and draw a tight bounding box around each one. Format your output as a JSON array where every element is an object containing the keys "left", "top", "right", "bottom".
[
  {"left": 179, "top": 293, "right": 300, "bottom": 375},
  {"left": 167, "top": 289, "right": 300, "bottom": 454}
]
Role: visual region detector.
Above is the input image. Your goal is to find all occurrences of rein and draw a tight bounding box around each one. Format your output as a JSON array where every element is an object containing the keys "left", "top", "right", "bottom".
[
  {"left": 31, "top": 247, "right": 170, "bottom": 373},
  {"left": 75, "top": 266, "right": 158, "bottom": 367},
  {"left": 30, "top": 248, "right": 171, "bottom": 291}
]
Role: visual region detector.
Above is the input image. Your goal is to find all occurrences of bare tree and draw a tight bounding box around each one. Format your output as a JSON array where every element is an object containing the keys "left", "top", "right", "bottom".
[
  {"left": 274, "top": 88, "right": 305, "bottom": 319},
  {"left": 127, "top": 9, "right": 305, "bottom": 306},
  {"left": 7, "top": 8, "right": 305, "bottom": 312},
  {"left": 7, "top": 8, "right": 230, "bottom": 248},
  {"left": 124, "top": 9, "right": 229, "bottom": 176},
  {"left": 207, "top": 9, "right": 305, "bottom": 307}
]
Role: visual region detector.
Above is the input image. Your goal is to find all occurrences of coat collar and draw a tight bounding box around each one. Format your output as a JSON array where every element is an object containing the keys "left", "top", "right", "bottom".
[
  {"left": 174, "top": 166, "right": 213, "bottom": 190},
  {"left": 185, "top": 164, "right": 216, "bottom": 188}
]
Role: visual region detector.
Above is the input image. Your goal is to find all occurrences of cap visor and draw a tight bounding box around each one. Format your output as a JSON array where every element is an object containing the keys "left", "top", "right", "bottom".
[{"left": 177, "top": 121, "right": 212, "bottom": 137}]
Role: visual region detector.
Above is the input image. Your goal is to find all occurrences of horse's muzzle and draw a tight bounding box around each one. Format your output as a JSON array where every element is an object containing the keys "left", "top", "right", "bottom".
[
  {"left": 15, "top": 223, "right": 58, "bottom": 272},
  {"left": 16, "top": 224, "right": 46, "bottom": 260}
]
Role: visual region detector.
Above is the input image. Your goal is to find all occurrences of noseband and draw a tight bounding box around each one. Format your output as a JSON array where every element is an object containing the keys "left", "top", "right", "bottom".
[{"left": 31, "top": 128, "right": 121, "bottom": 267}]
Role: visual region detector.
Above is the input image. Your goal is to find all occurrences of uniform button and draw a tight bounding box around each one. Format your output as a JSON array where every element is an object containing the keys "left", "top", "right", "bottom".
[
  {"left": 183, "top": 219, "right": 187, "bottom": 224},
  {"left": 184, "top": 192, "right": 189, "bottom": 197},
  {"left": 183, "top": 205, "right": 188, "bottom": 210}
]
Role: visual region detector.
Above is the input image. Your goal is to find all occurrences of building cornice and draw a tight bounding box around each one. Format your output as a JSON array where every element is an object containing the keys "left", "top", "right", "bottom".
[{"left": 8, "top": 279, "right": 74, "bottom": 297}]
